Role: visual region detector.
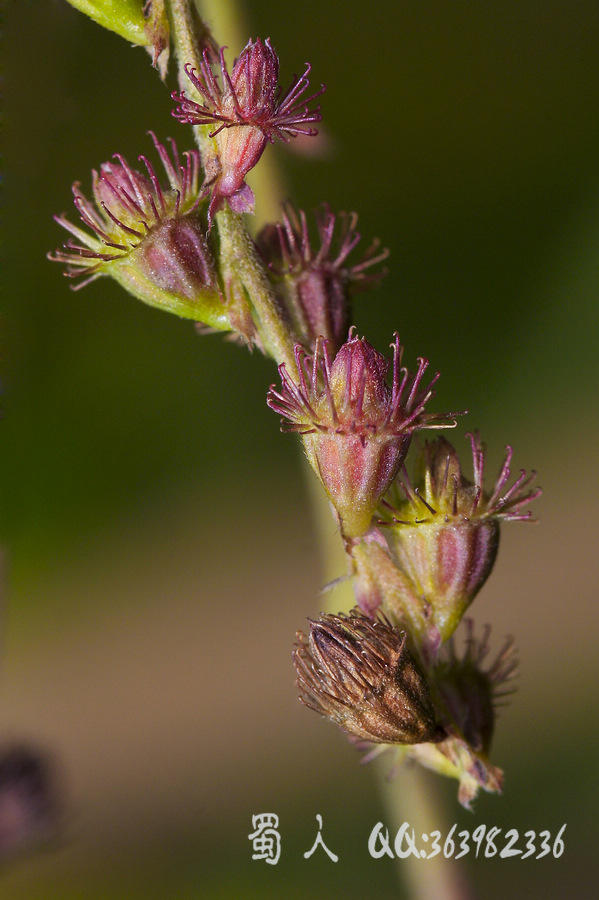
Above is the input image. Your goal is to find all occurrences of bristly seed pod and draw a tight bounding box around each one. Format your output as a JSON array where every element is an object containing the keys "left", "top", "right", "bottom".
[{"left": 293, "top": 609, "right": 444, "bottom": 744}]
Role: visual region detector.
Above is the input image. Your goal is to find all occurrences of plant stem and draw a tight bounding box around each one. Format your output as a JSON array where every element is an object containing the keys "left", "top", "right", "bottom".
[
  {"left": 215, "top": 206, "right": 297, "bottom": 368},
  {"left": 168, "top": 0, "right": 213, "bottom": 88},
  {"left": 375, "top": 761, "right": 476, "bottom": 900},
  {"left": 167, "top": 0, "right": 220, "bottom": 183}
]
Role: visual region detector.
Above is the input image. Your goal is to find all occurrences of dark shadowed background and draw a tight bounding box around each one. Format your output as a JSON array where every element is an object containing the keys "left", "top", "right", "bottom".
[{"left": 2, "top": 0, "right": 599, "bottom": 896}]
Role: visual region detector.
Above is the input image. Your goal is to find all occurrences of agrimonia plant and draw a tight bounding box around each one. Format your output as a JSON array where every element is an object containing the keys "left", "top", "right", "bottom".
[{"left": 50, "top": 0, "right": 540, "bottom": 813}]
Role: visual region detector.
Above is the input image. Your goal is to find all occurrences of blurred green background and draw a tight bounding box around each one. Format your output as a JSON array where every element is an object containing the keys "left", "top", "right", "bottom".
[{"left": 2, "top": 0, "right": 599, "bottom": 896}]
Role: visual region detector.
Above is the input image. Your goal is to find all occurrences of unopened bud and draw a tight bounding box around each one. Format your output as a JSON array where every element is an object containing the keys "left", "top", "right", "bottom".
[
  {"left": 172, "top": 39, "right": 324, "bottom": 219},
  {"left": 112, "top": 214, "right": 226, "bottom": 320}
]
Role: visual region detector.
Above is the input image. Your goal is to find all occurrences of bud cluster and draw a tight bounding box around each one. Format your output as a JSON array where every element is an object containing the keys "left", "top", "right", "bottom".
[{"left": 295, "top": 431, "right": 538, "bottom": 806}]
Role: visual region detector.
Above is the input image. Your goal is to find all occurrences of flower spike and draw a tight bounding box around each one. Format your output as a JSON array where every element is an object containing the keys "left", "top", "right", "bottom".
[{"left": 172, "top": 39, "right": 324, "bottom": 218}]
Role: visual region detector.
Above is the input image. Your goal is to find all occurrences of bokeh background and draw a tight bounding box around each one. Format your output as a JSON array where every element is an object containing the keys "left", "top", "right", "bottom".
[{"left": 3, "top": 0, "right": 599, "bottom": 896}]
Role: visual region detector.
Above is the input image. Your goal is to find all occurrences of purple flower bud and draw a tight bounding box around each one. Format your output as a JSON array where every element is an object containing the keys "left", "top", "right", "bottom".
[
  {"left": 123, "top": 214, "right": 223, "bottom": 312},
  {"left": 435, "top": 620, "right": 518, "bottom": 756},
  {"left": 228, "top": 37, "right": 279, "bottom": 113},
  {"left": 256, "top": 202, "right": 388, "bottom": 353},
  {"left": 268, "top": 332, "right": 458, "bottom": 537},
  {"left": 49, "top": 134, "right": 233, "bottom": 329},
  {"left": 172, "top": 39, "right": 324, "bottom": 218},
  {"left": 293, "top": 609, "right": 443, "bottom": 744}
]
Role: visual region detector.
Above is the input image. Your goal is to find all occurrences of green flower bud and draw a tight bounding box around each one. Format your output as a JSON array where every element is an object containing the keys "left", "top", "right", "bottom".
[
  {"left": 380, "top": 434, "right": 540, "bottom": 642},
  {"left": 49, "top": 134, "right": 232, "bottom": 329}
]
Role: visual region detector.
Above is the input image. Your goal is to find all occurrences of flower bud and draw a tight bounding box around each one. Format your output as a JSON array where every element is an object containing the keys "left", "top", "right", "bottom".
[
  {"left": 293, "top": 609, "right": 443, "bottom": 745},
  {"left": 172, "top": 39, "right": 324, "bottom": 219},
  {"left": 256, "top": 202, "right": 388, "bottom": 353},
  {"left": 434, "top": 620, "right": 518, "bottom": 757},
  {"left": 112, "top": 214, "right": 225, "bottom": 319},
  {"left": 49, "top": 133, "right": 238, "bottom": 330},
  {"left": 380, "top": 433, "right": 540, "bottom": 641},
  {"left": 389, "top": 621, "right": 517, "bottom": 808},
  {"left": 268, "top": 333, "right": 458, "bottom": 538}
]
